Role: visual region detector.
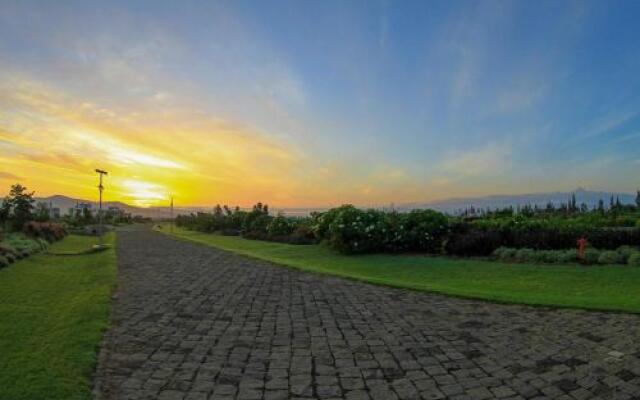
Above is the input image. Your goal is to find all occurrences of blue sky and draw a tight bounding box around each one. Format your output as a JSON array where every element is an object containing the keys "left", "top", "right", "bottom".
[{"left": 1, "top": 0, "right": 639, "bottom": 206}]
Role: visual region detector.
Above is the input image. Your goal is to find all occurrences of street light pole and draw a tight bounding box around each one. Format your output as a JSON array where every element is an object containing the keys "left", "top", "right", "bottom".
[
  {"left": 170, "top": 195, "right": 174, "bottom": 233},
  {"left": 95, "top": 169, "right": 108, "bottom": 247}
]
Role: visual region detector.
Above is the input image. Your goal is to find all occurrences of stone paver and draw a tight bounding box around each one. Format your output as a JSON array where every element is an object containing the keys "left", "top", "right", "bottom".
[{"left": 94, "top": 230, "right": 640, "bottom": 400}]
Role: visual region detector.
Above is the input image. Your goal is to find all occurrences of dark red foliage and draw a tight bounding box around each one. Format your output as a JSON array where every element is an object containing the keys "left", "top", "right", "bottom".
[{"left": 22, "top": 221, "right": 67, "bottom": 242}]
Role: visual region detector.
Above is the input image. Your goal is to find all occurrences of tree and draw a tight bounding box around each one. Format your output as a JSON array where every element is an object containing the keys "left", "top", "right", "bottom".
[
  {"left": 82, "top": 207, "right": 93, "bottom": 224},
  {"left": 34, "top": 202, "right": 51, "bottom": 222},
  {"left": 0, "top": 199, "right": 10, "bottom": 228},
  {"left": 570, "top": 194, "right": 577, "bottom": 212},
  {"left": 636, "top": 190, "right": 640, "bottom": 209},
  {"left": 4, "top": 184, "right": 35, "bottom": 230},
  {"left": 597, "top": 199, "right": 605, "bottom": 214}
]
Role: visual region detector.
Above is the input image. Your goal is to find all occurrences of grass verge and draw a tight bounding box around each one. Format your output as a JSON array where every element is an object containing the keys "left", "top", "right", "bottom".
[
  {"left": 158, "top": 226, "right": 640, "bottom": 313},
  {"left": 0, "top": 233, "right": 116, "bottom": 400}
]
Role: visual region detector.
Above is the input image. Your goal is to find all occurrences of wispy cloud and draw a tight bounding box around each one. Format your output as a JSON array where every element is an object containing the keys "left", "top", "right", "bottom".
[
  {"left": 0, "top": 171, "right": 21, "bottom": 180},
  {"left": 576, "top": 109, "right": 639, "bottom": 141},
  {"left": 439, "top": 143, "right": 512, "bottom": 179}
]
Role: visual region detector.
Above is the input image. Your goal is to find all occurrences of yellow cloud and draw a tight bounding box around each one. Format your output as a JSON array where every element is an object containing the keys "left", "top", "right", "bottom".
[{"left": 0, "top": 77, "right": 303, "bottom": 207}]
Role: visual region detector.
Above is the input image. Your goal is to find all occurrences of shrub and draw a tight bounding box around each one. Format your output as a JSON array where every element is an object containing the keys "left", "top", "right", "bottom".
[
  {"left": 583, "top": 248, "right": 601, "bottom": 265},
  {"left": 23, "top": 221, "right": 66, "bottom": 242},
  {"left": 402, "top": 209, "right": 449, "bottom": 253},
  {"left": 289, "top": 224, "right": 316, "bottom": 245},
  {"left": 311, "top": 207, "right": 343, "bottom": 241},
  {"left": 515, "top": 248, "right": 535, "bottom": 262},
  {"left": 616, "top": 245, "right": 639, "bottom": 262},
  {"left": 492, "top": 247, "right": 516, "bottom": 260},
  {"left": 326, "top": 206, "right": 388, "bottom": 254},
  {"left": 540, "top": 250, "right": 561, "bottom": 263},
  {"left": 628, "top": 253, "right": 640, "bottom": 267},
  {"left": 445, "top": 226, "right": 504, "bottom": 256},
  {"left": 0, "top": 255, "right": 7, "bottom": 268},
  {"left": 598, "top": 250, "right": 622, "bottom": 265},
  {"left": 267, "top": 215, "right": 294, "bottom": 237},
  {"left": 557, "top": 250, "right": 577, "bottom": 264},
  {"left": 243, "top": 214, "right": 272, "bottom": 235},
  {"left": 0, "top": 243, "right": 18, "bottom": 257}
]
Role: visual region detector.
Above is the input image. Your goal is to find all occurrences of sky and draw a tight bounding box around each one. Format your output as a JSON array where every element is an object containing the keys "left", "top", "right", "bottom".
[{"left": 1, "top": 0, "right": 639, "bottom": 208}]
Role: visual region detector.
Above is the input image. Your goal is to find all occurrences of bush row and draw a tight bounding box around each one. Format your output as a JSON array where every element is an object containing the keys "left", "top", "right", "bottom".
[
  {"left": 178, "top": 204, "right": 640, "bottom": 256},
  {"left": 310, "top": 205, "right": 448, "bottom": 254},
  {"left": 445, "top": 222, "right": 640, "bottom": 256},
  {"left": 175, "top": 204, "right": 316, "bottom": 245},
  {"left": 492, "top": 246, "right": 640, "bottom": 266},
  {"left": 0, "top": 235, "right": 50, "bottom": 268},
  {"left": 0, "top": 221, "right": 67, "bottom": 269},
  {"left": 23, "top": 221, "right": 67, "bottom": 242}
]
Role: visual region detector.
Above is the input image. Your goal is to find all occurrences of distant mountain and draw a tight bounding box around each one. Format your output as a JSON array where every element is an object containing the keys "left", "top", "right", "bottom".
[
  {"left": 401, "top": 188, "right": 638, "bottom": 214},
  {"left": 33, "top": 188, "right": 639, "bottom": 219},
  {"left": 34, "top": 195, "right": 203, "bottom": 219}
]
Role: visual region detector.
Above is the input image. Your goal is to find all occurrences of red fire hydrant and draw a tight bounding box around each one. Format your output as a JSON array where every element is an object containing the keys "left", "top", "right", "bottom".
[{"left": 577, "top": 237, "right": 588, "bottom": 262}]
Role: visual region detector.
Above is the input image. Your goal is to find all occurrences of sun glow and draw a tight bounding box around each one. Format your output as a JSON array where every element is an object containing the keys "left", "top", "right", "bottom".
[
  {"left": 0, "top": 77, "right": 308, "bottom": 207},
  {"left": 117, "top": 180, "right": 169, "bottom": 207}
]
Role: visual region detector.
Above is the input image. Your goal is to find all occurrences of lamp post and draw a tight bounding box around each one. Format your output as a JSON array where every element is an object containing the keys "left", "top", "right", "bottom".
[
  {"left": 95, "top": 169, "right": 108, "bottom": 247},
  {"left": 170, "top": 195, "right": 174, "bottom": 233}
]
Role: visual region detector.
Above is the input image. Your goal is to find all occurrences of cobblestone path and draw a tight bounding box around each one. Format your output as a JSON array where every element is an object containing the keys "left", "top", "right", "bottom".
[{"left": 94, "top": 230, "right": 640, "bottom": 400}]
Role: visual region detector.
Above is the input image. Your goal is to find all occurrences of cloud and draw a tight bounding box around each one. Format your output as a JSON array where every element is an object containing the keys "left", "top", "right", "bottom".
[
  {"left": 577, "top": 109, "right": 639, "bottom": 141},
  {"left": 0, "top": 171, "right": 21, "bottom": 180},
  {"left": 0, "top": 75, "right": 304, "bottom": 206},
  {"left": 439, "top": 143, "right": 512, "bottom": 179}
]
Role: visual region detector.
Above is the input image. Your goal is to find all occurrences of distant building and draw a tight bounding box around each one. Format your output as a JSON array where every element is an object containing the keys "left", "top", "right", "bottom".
[
  {"left": 50, "top": 207, "right": 61, "bottom": 219},
  {"left": 107, "top": 206, "right": 126, "bottom": 218},
  {"left": 69, "top": 202, "right": 94, "bottom": 217}
]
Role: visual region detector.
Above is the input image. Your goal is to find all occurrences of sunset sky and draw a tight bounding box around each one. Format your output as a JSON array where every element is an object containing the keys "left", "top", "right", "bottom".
[{"left": 1, "top": 0, "right": 639, "bottom": 207}]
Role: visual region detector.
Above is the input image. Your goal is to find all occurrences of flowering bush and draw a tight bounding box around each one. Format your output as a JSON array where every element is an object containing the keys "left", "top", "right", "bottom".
[
  {"left": 402, "top": 209, "right": 449, "bottom": 253},
  {"left": 325, "top": 206, "right": 389, "bottom": 254},
  {"left": 313, "top": 205, "right": 449, "bottom": 254},
  {"left": 267, "top": 215, "right": 295, "bottom": 236}
]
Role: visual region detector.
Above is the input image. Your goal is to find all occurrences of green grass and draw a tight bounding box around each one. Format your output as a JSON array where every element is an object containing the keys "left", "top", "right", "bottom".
[
  {"left": 159, "top": 226, "right": 640, "bottom": 313},
  {"left": 0, "top": 234, "right": 116, "bottom": 400}
]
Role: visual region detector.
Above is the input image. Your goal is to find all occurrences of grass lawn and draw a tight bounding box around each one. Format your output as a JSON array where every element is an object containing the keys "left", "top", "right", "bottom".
[
  {"left": 159, "top": 226, "right": 640, "bottom": 313},
  {"left": 0, "top": 233, "right": 116, "bottom": 400}
]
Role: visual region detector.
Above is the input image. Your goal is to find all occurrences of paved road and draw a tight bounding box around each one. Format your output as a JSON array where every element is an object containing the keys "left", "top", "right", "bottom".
[{"left": 94, "top": 230, "right": 640, "bottom": 400}]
